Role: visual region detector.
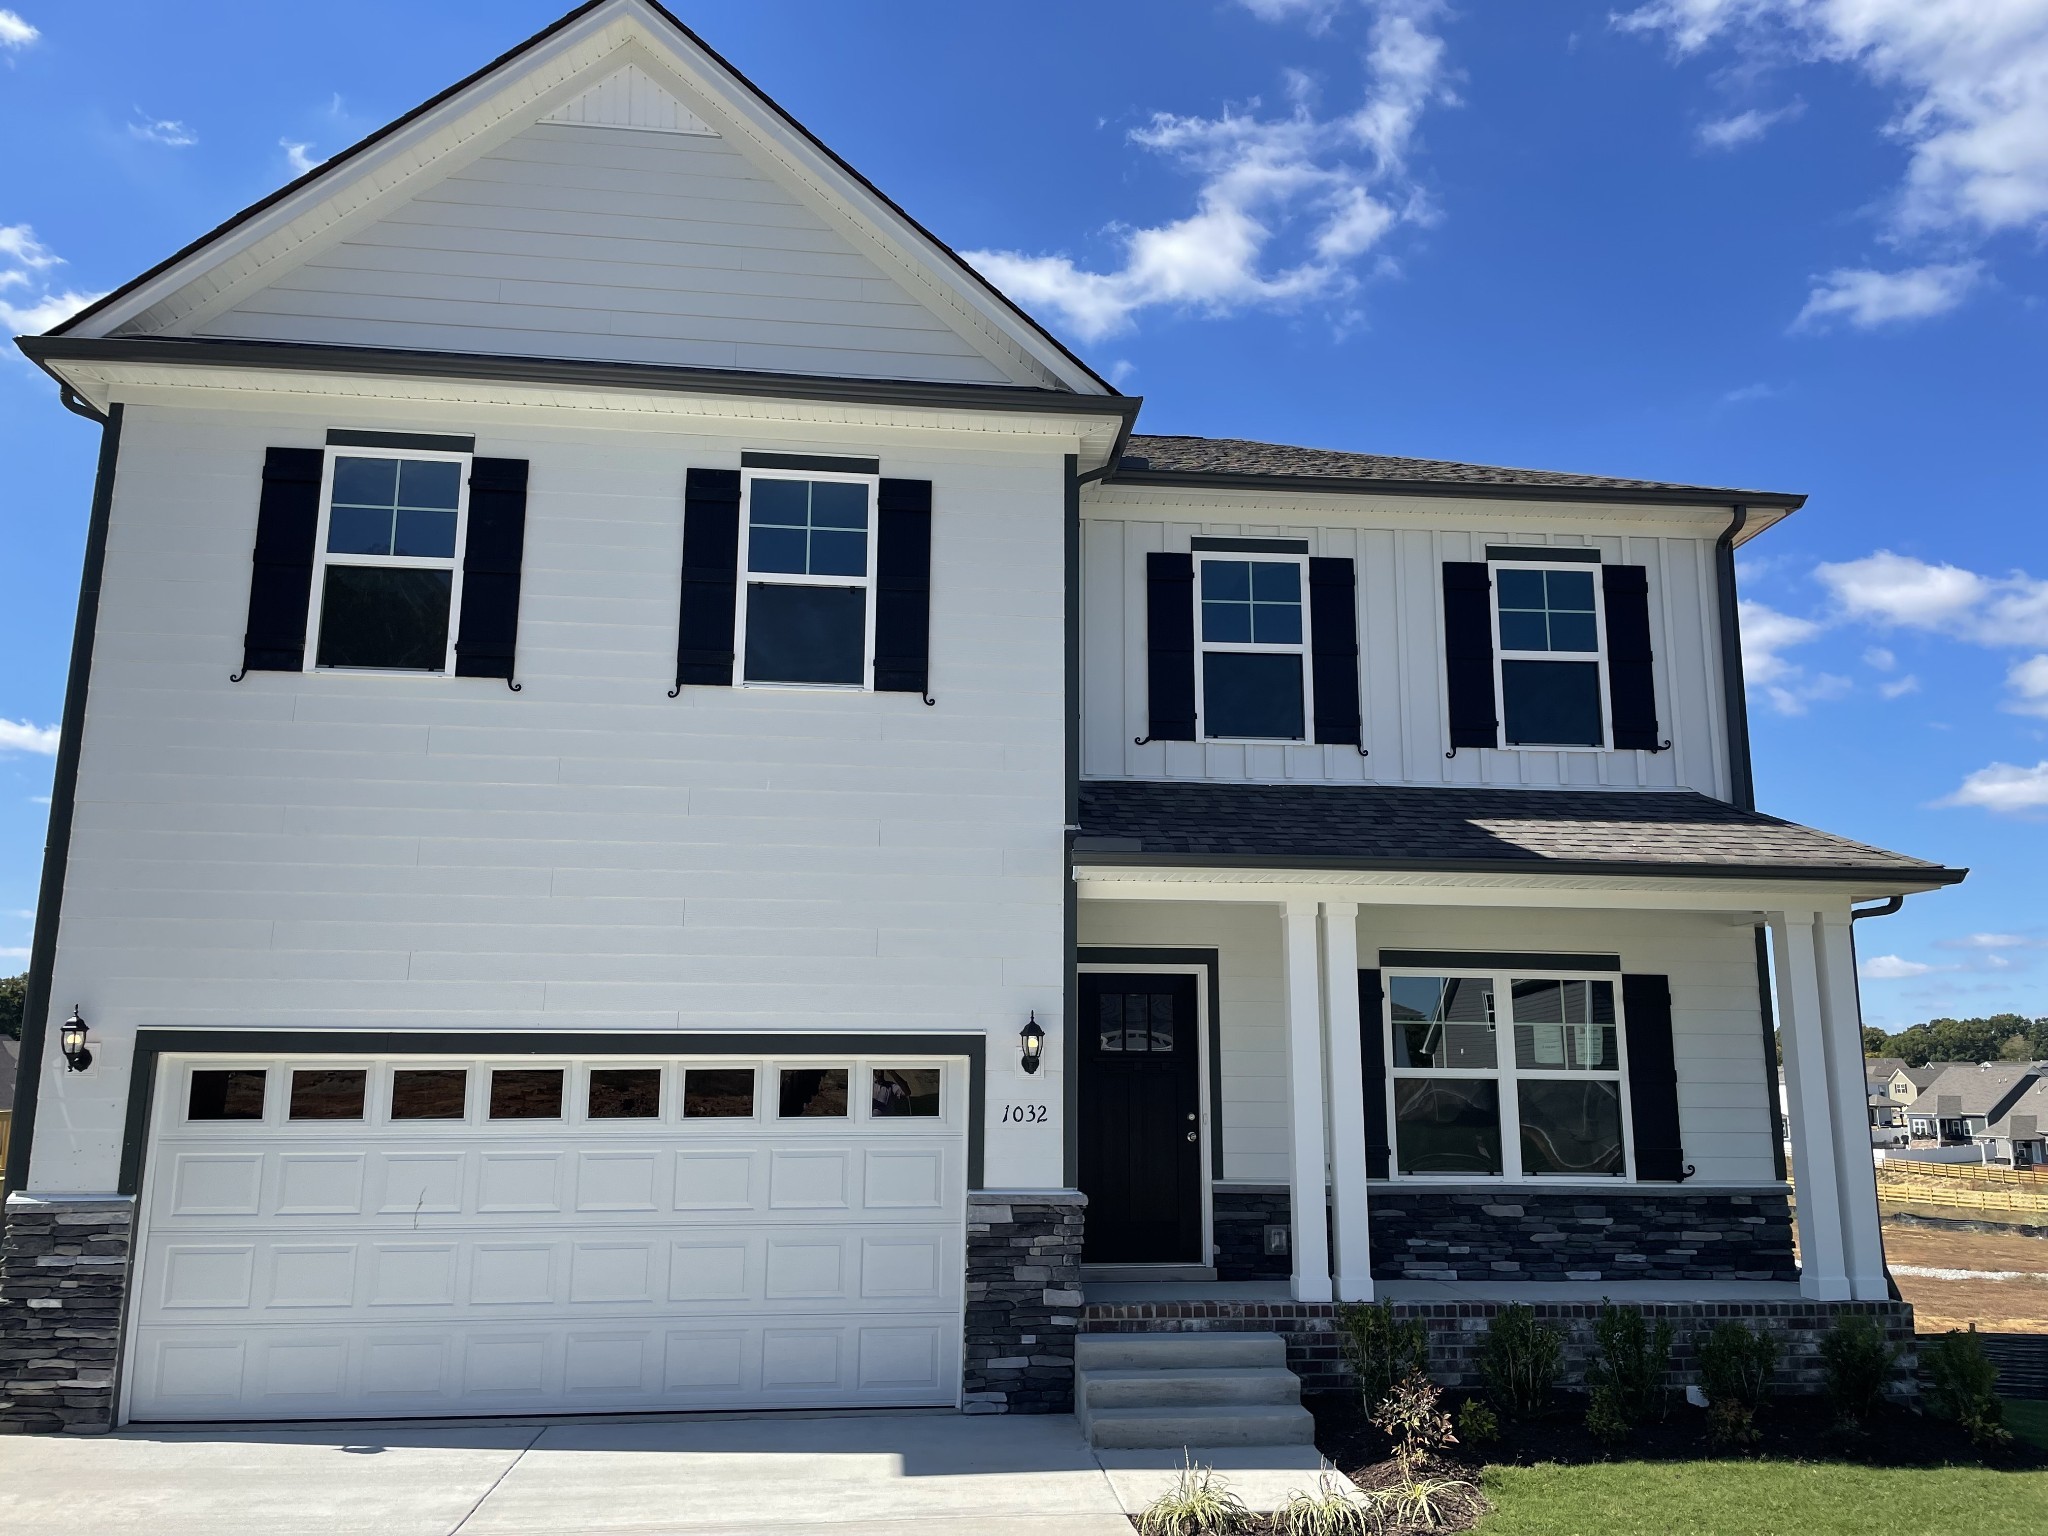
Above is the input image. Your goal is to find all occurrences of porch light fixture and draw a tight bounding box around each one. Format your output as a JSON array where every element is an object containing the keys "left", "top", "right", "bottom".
[
  {"left": 60, "top": 1008, "right": 92, "bottom": 1073},
  {"left": 1020, "top": 1014, "right": 1045, "bottom": 1075}
]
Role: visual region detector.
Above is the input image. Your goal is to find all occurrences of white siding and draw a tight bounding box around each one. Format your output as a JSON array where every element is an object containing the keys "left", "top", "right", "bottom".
[
  {"left": 32, "top": 401, "right": 1069, "bottom": 1195},
  {"left": 1077, "top": 901, "right": 1778, "bottom": 1186},
  {"left": 194, "top": 123, "right": 1013, "bottom": 385},
  {"left": 1082, "top": 492, "right": 1733, "bottom": 795}
]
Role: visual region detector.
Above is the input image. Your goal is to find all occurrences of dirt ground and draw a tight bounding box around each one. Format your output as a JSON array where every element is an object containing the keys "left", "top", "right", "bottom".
[{"left": 1882, "top": 1219, "right": 2048, "bottom": 1333}]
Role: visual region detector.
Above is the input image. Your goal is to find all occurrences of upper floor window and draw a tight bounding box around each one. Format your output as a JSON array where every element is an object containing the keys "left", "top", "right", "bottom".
[
  {"left": 1492, "top": 561, "right": 1607, "bottom": 747},
  {"left": 1197, "top": 555, "right": 1310, "bottom": 740},
  {"left": 740, "top": 470, "right": 875, "bottom": 687},
  {"left": 310, "top": 450, "right": 469, "bottom": 672}
]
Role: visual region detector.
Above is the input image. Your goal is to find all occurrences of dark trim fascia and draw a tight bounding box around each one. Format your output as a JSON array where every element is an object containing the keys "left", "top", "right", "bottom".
[
  {"left": 1077, "top": 949, "right": 1224, "bottom": 1174},
  {"left": 1062, "top": 456, "right": 1082, "bottom": 1189},
  {"left": 22, "top": 337, "right": 1144, "bottom": 426},
  {"left": 1190, "top": 536, "right": 1310, "bottom": 554},
  {"left": 5, "top": 404, "right": 123, "bottom": 1198},
  {"left": 1716, "top": 506, "right": 1757, "bottom": 810},
  {"left": 1379, "top": 949, "right": 1621, "bottom": 972},
  {"left": 741, "top": 451, "right": 879, "bottom": 475},
  {"left": 328, "top": 428, "right": 474, "bottom": 453},
  {"left": 120, "top": 1029, "right": 987, "bottom": 1196},
  {"left": 42, "top": 0, "right": 1119, "bottom": 396},
  {"left": 1755, "top": 927, "right": 1788, "bottom": 1182},
  {"left": 1106, "top": 467, "right": 1806, "bottom": 513},
  {"left": 1072, "top": 851, "right": 1968, "bottom": 886},
  {"left": 1484, "top": 545, "right": 1601, "bottom": 564}
]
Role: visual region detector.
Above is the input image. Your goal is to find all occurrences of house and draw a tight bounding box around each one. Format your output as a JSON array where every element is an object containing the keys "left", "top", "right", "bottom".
[
  {"left": 0, "top": 0, "right": 1955, "bottom": 1437},
  {"left": 1901, "top": 1063, "right": 2043, "bottom": 1154},
  {"left": 1984, "top": 1079, "right": 2048, "bottom": 1168},
  {"left": 1889, "top": 1062, "right": 1943, "bottom": 1108}
]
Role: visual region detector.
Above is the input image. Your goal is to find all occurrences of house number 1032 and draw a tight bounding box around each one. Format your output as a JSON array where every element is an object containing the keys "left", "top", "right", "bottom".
[{"left": 1001, "top": 1103, "right": 1048, "bottom": 1124}]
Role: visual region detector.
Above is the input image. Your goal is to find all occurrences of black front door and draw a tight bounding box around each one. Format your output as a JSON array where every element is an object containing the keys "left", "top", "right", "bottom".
[{"left": 1077, "top": 972, "right": 1203, "bottom": 1264}]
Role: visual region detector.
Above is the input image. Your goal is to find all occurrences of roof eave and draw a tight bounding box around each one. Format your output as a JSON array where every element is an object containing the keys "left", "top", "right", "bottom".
[
  {"left": 1071, "top": 849, "right": 1965, "bottom": 889},
  {"left": 1104, "top": 467, "right": 1807, "bottom": 512}
]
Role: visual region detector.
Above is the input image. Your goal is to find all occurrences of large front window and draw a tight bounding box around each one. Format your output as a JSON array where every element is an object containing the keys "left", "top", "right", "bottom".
[
  {"left": 1197, "top": 555, "right": 1310, "bottom": 740},
  {"left": 1387, "top": 971, "right": 1628, "bottom": 1178},
  {"left": 310, "top": 451, "right": 469, "bottom": 671},
  {"left": 739, "top": 471, "right": 875, "bottom": 686},
  {"left": 1493, "top": 562, "right": 1606, "bottom": 746}
]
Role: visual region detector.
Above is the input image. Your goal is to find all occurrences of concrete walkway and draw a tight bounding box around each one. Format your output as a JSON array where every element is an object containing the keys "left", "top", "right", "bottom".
[{"left": 0, "top": 1411, "right": 1329, "bottom": 1536}]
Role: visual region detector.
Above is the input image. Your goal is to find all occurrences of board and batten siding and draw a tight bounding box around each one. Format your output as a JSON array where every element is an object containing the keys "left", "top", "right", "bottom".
[
  {"left": 1081, "top": 491, "right": 1734, "bottom": 795},
  {"left": 32, "top": 400, "right": 1069, "bottom": 1196},
  {"left": 1077, "top": 901, "right": 1778, "bottom": 1187},
  {"left": 186, "top": 121, "right": 1018, "bottom": 385}
]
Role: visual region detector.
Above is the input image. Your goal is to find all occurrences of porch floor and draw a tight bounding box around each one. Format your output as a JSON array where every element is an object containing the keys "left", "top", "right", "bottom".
[{"left": 1083, "top": 1278, "right": 1808, "bottom": 1305}]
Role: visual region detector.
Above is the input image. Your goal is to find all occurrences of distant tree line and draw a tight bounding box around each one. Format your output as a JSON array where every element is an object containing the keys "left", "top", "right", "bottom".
[
  {"left": 1863, "top": 1013, "right": 2048, "bottom": 1067},
  {"left": 0, "top": 973, "right": 23, "bottom": 1040}
]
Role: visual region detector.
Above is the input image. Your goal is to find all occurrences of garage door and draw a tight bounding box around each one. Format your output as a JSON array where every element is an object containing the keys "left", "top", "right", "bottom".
[{"left": 125, "top": 1051, "right": 967, "bottom": 1423}]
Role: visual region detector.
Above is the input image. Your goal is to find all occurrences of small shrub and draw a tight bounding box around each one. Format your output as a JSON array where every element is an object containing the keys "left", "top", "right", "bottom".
[
  {"left": 1584, "top": 1301, "right": 1675, "bottom": 1442},
  {"left": 1705, "top": 1398, "right": 1759, "bottom": 1450},
  {"left": 1336, "top": 1300, "right": 1430, "bottom": 1412},
  {"left": 1819, "top": 1314, "right": 1901, "bottom": 1430},
  {"left": 1479, "top": 1304, "right": 1563, "bottom": 1419},
  {"left": 1370, "top": 1370, "right": 1457, "bottom": 1473},
  {"left": 1280, "top": 1467, "right": 1385, "bottom": 1536},
  {"left": 1137, "top": 1454, "right": 1251, "bottom": 1536},
  {"left": 1696, "top": 1320, "right": 1777, "bottom": 1423},
  {"left": 1925, "top": 1326, "right": 2013, "bottom": 1453},
  {"left": 1454, "top": 1396, "right": 1499, "bottom": 1449},
  {"left": 1382, "top": 1475, "right": 1485, "bottom": 1531}
]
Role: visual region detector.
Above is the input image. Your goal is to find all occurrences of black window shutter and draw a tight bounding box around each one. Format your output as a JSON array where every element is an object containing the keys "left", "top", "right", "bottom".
[
  {"left": 1143, "top": 551, "right": 1196, "bottom": 741},
  {"left": 674, "top": 468, "right": 742, "bottom": 690},
  {"left": 1602, "top": 564, "right": 1663, "bottom": 750},
  {"left": 1622, "top": 973, "right": 1689, "bottom": 1182},
  {"left": 1442, "top": 561, "right": 1498, "bottom": 750},
  {"left": 873, "top": 478, "right": 933, "bottom": 699},
  {"left": 1308, "top": 557, "right": 1363, "bottom": 749},
  {"left": 237, "top": 447, "right": 325, "bottom": 676},
  {"left": 454, "top": 457, "right": 529, "bottom": 685},
  {"left": 1358, "top": 969, "right": 1390, "bottom": 1179}
]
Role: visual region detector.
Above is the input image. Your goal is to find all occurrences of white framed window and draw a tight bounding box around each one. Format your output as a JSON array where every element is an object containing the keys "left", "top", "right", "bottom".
[
  {"left": 1490, "top": 559, "right": 1609, "bottom": 748},
  {"left": 1195, "top": 553, "right": 1313, "bottom": 741},
  {"left": 306, "top": 448, "right": 471, "bottom": 673},
  {"left": 1385, "top": 969, "right": 1632, "bottom": 1180},
  {"left": 736, "top": 468, "right": 878, "bottom": 689}
]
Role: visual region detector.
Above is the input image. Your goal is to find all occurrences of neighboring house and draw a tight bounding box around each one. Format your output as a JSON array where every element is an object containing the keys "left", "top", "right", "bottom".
[
  {"left": 1863, "top": 1057, "right": 1909, "bottom": 1147},
  {"left": 1903, "top": 1063, "right": 2043, "bottom": 1154},
  {"left": 1984, "top": 1079, "right": 2048, "bottom": 1168},
  {"left": 1890, "top": 1062, "right": 1944, "bottom": 1109},
  {"left": 0, "top": 0, "right": 1957, "bottom": 1436}
]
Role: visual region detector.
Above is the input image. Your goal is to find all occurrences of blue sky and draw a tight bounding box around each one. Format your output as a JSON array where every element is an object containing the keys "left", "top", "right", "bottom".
[{"left": 2, "top": 0, "right": 2046, "bottom": 1027}]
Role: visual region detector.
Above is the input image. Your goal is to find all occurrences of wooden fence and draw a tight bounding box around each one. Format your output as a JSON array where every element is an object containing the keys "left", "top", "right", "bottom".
[{"left": 1877, "top": 1159, "right": 2048, "bottom": 1215}]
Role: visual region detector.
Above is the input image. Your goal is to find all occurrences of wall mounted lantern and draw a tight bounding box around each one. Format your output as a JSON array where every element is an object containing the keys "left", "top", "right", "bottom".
[
  {"left": 1020, "top": 1013, "right": 1045, "bottom": 1075},
  {"left": 60, "top": 1007, "right": 93, "bottom": 1072}
]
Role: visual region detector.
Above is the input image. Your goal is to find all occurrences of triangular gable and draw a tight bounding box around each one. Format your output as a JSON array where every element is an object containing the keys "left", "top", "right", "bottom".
[{"left": 52, "top": 0, "right": 1109, "bottom": 394}]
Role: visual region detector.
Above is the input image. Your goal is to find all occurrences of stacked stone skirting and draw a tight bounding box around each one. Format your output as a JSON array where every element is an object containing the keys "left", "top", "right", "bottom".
[
  {"left": 1368, "top": 1186, "right": 1797, "bottom": 1283},
  {"left": 1211, "top": 1185, "right": 1293, "bottom": 1282},
  {"left": 0, "top": 1195, "right": 135, "bottom": 1434},
  {"left": 1081, "top": 1298, "right": 1917, "bottom": 1398},
  {"left": 962, "top": 1191, "right": 1086, "bottom": 1415}
]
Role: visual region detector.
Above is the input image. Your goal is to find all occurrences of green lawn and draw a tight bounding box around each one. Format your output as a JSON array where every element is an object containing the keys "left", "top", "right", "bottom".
[
  {"left": 2010, "top": 1398, "right": 2048, "bottom": 1451},
  {"left": 1476, "top": 1460, "right": 2048, "bottom": 1536}
]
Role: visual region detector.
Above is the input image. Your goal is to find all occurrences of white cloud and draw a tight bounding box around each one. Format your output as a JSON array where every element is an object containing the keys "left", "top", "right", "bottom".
[
  {"left": 1722, "top": 381, "right": 1779, "bottom": 403},
  {"left": 1863, "top": 646, "right": 1896, "bottom": 671},
  {"left": 1697, "top": 100, "right": 1805, "bottom": 149},
  {"left": 0, "top": 947, "right": 27, "bottom": 961},
  {"left": 1862, "top": 954, "right": 1933, "bottom": 979},
  {"left": 0, "top": 222, "right": 104, "bottom": 335},
  {"left": 1878, "top": 674, "right": 1920, "bottom": 699},
  {"left": 1738, "top": 598, "right": 1824, "bottom": 711},
  {"left": 1937, "top": 932, "right": 2034, "bottom": 950},
  {"left": 2005, "top": 654, "right": 2048, "bottom": 717},
  {"left": 1793, "top": 262, "right": 1981, "bottom": 330},
  {"left": 1939, "top": 759, "right": 2048, "bottom": 815},
  {"left": 1814, "top": 550, "right": 2048, "bottom": 647},
  {"left": 964, "top": 0, "right": 1453, "bottom": 341},
  {"left": 129, "top": 116, "right": 196, "bottom": 148},
  {"left": 0, "top": 718, "right": 59, "bottom": 755},
  {"left": 1240, "top": 0, "right": 1345, "bottom": 27},
  {"left": 281, "top": 139, "right": 319, "bottom": 175},
  {"left": 0, "top": 10, "right": 37, "bottom": 49}
]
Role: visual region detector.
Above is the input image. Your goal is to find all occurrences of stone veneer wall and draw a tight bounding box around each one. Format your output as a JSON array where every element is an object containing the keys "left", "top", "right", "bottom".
[
  {"left": 1211, "top": 1185, "right": 1291, "bottom": 1282},
  {"left": 1368, "top": 1186, "right": 1797, "bottom": 1283},
  {"left": 963, "top": 1191, "right": 1086, "bottom": 1414},
  {"left": 0, "top": 1195, "right": 135, "bottom": 1434},
  {"left": 1081, "top": 1298, "right": 1917, "bottom": 1398}
]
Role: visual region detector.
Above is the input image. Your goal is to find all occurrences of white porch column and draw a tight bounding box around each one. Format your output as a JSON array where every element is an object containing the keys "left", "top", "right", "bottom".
[
  {"left": 1320, "top": 901, "right": 1373, "bottom": 1301},
  {"left": 1281, "top": 899, "right": 1333, "bottom": 1302},
  {"left": 1770, "top": 909, "right": 1850, "bottom": 1300},
  {"left": 1817, "top": 911, "right": 1890, "bottom": 1299}
]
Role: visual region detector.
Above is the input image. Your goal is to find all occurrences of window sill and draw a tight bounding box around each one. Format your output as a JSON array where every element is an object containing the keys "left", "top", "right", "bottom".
[
  {"left": 737, "top": 680, "right": 872, "bottom": 693},
  {"left": 306, "top": 666, "right": 455, "bottom": 679}
]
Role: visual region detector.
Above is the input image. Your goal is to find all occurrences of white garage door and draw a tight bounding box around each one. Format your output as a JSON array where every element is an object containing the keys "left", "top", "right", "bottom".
[{"left": 125, "top": 1051, "right": 967, "bottom": 1423}]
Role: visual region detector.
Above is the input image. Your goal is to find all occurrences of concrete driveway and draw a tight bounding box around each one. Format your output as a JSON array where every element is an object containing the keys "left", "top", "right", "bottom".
[{"left": 0, "top": 1411, "right": 1325, "bottom": 1536}]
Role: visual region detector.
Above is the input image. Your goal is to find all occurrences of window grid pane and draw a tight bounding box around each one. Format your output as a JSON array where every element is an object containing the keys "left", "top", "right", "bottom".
[
  {"left": 1496, "top": 565, "right": 1598, "bottom": 654},
  {"left": 748, "top": 478, "right": 870, "bottom": 578}
]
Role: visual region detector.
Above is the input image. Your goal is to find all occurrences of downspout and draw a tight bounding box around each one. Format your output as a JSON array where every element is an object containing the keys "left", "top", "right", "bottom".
[
  {"left": 6, "top": 400, "right": 124, "bottom": 1198},
  {"left": 1841, "top": 892, "right": 1906, "bottom": 1301},
  {"left": 1061, "top": 455, "right": 1083, "bottom": 1192}
]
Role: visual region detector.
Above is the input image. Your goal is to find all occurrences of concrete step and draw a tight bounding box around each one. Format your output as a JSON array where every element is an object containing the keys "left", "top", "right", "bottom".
[
  {"left": 1079, "top": 1366, "right": 1301, "bottom": 1410},
  {"left": 1079, "top": 1264, "right": 1218, "bottom": 1285},
  {"left": 1074, "top": 1332, "right": 1288, "bottom": 1372},
  {"left": 1082, "top": 1402, "right": 1318, "bottom": 1450}
]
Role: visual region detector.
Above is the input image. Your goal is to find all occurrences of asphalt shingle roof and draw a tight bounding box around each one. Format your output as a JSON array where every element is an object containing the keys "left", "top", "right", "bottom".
[
  {"left": 1074, "top": 781, "right": 1959, "bottom": 881},
  {"left": 1117, "top": 435, "right": 1799, "bottom": 502},
  {"left": 1918, "top": 1062, "right": 2044, "bottom": 1119}
]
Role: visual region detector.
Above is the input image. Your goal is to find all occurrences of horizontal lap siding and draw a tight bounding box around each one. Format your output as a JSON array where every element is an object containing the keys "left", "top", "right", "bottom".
[
  {"left": 195, "top": 123, "right": 1011, "bottom": 385},
  {"left": 1082, "top": 500, "right": 1729, "bottom": 794},
  {"left": 36, "top": 404, "right": 1066, "bottom": 1194}
]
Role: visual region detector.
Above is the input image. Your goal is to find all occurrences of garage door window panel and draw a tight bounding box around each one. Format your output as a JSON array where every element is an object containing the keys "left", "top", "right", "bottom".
[
  {"left": 391, "top": 1069, "right": 468, "bottom": 1120},
  {"left": 489, "top": 1069, "right": 565, "bottom": 1120},
  {"left": 684, "top": 1068, "right": 756, "bottom": 1119},
  {"left": 289, "top": 1069, "right": 366, "bottom": 1121},
  {"left": 588, "top": 1068, "right": 662, "bottom": 1120},
  {"left": 188, "top": 1069, "right": 267, "bottom": 1122},
  {"left": 871, "top": 1068, "right": 941, "bottom": 1118},
  {"left": 780, "top": 1068, "right": 850, "bottom": 1119}
]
